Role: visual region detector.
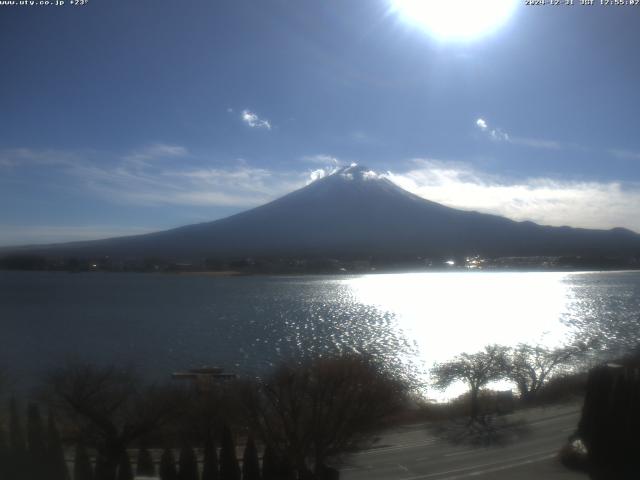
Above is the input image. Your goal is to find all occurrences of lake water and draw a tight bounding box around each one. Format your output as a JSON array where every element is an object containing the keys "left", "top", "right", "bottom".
[{"left": 1, "top": 270, "right": 639, "bottom": 397}]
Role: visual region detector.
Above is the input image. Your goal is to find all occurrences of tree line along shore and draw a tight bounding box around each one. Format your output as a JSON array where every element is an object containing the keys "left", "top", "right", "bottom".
[{"left": 2, "top": 252, "right": 640, "bottom": 274}]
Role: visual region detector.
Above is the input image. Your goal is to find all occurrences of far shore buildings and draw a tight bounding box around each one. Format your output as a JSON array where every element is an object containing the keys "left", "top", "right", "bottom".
[{"left": 172, "top": 366, "right": 236, "bottom": 392}]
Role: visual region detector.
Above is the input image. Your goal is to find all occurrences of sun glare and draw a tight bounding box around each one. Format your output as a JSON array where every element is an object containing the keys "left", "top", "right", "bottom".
[
  {"left": 392, "top": 0, "right": 518, "bottom": 41},
  {"left": 345, "top": 272, "right": 573, "bottom": 399}
]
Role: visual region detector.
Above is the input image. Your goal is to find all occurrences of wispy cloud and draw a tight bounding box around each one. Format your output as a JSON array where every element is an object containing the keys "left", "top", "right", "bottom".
[
  {"left": 475, "top": 117, "right": 509, "bottom": 142},
  {"left": 0, "top": 145, "right": 313, "bottom": 210},
  {"left": 0, "top": 147, "right": 80, "bottom": 168},
  {"left": 123, "top": 143, "right": 188, "bottom": 165},
  {"left": 349, "top": 131, "right": 379, "bottom": 145},
  {"left": 73, "top": 162, "right": 304, "bottom": 208},
  {"left": 476, "top": 119, "right": 640, "bottom": 157},
  {"left": 491, "top": 129, "right": 510, "bottom": 142},
  {"left": 474, "top": 118, "right": 563, "bottom": 150},
  {"left": 241, "top": 109, "right": 272, "bottom": 130},
  {"left": 512, "top": 137, "right": 563, "bottom": 150},
  {"left": 609, "top": 149, "right": 640, "bottom": 161},
  {"left": 386, "top": 159, "right": 640, "bottom": 233},
  {"left": 302, "top": 154, "right": 340, "bottom": 165},
  {"left": 0, "top": 225, "right": 154, "bottom": 247}
]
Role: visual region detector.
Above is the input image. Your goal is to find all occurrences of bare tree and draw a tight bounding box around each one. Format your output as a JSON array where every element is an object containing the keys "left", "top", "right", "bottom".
[
  {"left": 432, "top": 345, "right": 509, "bottom": 422},
  {"left": 46, "top": 363, "right": 181, "bottom": 480},
  {"left": 505, "top": 343, "right": 581, "bottom": 402},
  {"left": 177, "top": 381, "right": 243, "bottom": 446},
  {"left": 242, "top": 354, "right": 409, "bottom": 479}
]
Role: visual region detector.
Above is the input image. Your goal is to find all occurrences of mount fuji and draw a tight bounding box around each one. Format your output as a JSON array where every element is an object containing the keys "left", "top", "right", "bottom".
[{"left": 3, "top": 165, "right": 640, "bottom": 263}]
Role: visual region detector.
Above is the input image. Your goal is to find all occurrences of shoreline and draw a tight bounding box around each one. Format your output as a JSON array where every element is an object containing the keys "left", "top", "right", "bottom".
[{"left": 2, "top": 267, "right": 640, "bottom": 277}]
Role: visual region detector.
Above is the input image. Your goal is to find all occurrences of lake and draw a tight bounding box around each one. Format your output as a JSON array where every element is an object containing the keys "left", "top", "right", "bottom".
[{"left": 1, "top": 270, "right": 639, "bottom": 397}]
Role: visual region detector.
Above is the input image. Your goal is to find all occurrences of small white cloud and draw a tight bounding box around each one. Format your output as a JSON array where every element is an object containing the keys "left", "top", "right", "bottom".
[
  {"left": 476, "top": 118, "right": 509, "bottom": 142},
  {"left": 490, "top": 128, "right": 510, "bottom": 142},
  {"left": 362, "top": 170, "right": 381, "bottom": 181},
  {"left": 309, "top": 169, "right": 329, "bottom": 183},
  {"left": 241, "top": 110, "right": 272, "bottom": 130},
  {"left": 307, "top": 166, "right": 339, "bottom": 184},
  {"left": 475, "top": 118, "right": 566, "bottom": 150}
]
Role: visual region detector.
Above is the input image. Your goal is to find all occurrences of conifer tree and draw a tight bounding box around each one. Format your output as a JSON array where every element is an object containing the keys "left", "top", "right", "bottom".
[
  {"left": 9, "top": 398, "right": 26, "bottom": 453},
  {"left": 27, "top": 403, "right": 47, "bottom": 477},
  {"left": 278, "top": 456, "right": 295, "bottom": 480},
  {"left": 220, "top": 426, "right": 241, "bottom": 480},
  {"left": 8, "top": 398, "right": 26, "bottom": 479},
  {"left": 0, "top": 424, "right": 8, "bottom": 480},
  {"left": 178, "top": 445, "right": 198, "bottom": 480},
  {"left": 94, "top": 452, "right": 113, "bottom": 480},
  {"left": 260, "top": 445, "right": 278, "bottom": 480},
  {"left": 116, "top": 452, "right": 134, "bottom": 480},
  {"left": 159, "top": 448, "right": 178, "bottom": 480},
  {"left": 242, "top": 436, "right": 260, "bottom": 480},
  {"left": 47, "top": 411, "right": 70, "bottom": 480},
  {"left": 201, "top": 436, "right": 219, "bottom": 480},
  {"left": 136, "top": 446, "right": 155, "bottom": 477},
  {"left": 73, "top": 444, "right": 94, "bottom": 480}
]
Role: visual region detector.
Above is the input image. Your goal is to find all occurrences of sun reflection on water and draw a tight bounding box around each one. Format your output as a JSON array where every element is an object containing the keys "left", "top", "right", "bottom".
[{"left": 343, "top": 271, "right": 576, "bottom": 399}]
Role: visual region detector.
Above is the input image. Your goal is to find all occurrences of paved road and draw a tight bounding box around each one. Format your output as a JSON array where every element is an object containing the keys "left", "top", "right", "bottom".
[{"left": 341, "top": 404, "right": 587, "bottom": 480}]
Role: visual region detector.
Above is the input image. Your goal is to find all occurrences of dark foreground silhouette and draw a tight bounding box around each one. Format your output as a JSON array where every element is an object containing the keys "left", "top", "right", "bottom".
[{"left": 0, "top": 354, "right": 408, "bottom": 480}]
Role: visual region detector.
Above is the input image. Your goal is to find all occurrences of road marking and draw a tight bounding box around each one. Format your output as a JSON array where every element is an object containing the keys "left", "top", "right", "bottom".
[
  {"left": 444, "top": 448, "right": 488, "bottom": 458},
  {"left": 525, "top": 410, "right": 580, "bottom": 426},
  {"left": 441, "top": 453, "right": 556, "bottom": 479},
  {"left": 400, "top": 450, "right": 556, "bottom": 480},
  {"left": 355, "top": 430, "right": 568, "bottom": 465},
  {"left": 357, "top": 440, "right": 438, "bottom": 456}
]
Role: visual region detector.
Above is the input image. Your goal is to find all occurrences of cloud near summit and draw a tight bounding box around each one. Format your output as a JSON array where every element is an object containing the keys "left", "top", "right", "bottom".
[{"left": 385, "top": 159, "right": 640, "bottom": 233}]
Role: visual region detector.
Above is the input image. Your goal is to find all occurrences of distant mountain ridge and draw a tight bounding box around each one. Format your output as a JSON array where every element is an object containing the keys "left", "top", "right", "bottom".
[{"left": 3, "top": 164, "right": 640, "bottom": 262}]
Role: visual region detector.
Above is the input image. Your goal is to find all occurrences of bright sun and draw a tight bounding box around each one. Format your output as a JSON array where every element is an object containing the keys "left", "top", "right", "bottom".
[{"left": 392, "top": 0, "right": 518, "bottom": 41}]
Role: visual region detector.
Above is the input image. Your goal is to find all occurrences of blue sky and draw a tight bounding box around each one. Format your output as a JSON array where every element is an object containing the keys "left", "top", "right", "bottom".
[{"left": 1, "top": 0, "right": 640, "bottom": 245}]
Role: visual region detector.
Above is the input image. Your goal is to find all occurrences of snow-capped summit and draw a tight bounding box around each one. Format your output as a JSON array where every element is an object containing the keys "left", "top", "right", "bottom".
[{"left": 5, "top": 166, "right": 640, "bottom": 261}]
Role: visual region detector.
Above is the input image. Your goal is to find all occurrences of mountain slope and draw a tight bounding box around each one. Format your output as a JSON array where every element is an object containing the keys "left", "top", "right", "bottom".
[{"left": 5, "top": 165, "right": 640, "bottom": 261}]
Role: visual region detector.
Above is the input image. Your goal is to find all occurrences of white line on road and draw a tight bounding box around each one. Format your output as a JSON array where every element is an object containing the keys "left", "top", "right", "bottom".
[
  {"left": 357, "top": 440, "right": 438, "bottom": 456},
  {"left": 525, "top": 411, "right": 580, "bottom": 426},
  {"left": 440, "top": 454, "right": 556, "bottom": 479},
  {"left": 400, "top": 450, "right": 556, "bottom": 480},
  {"left": 444, "top": 448, "right": 488, "bottom": 458}
]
